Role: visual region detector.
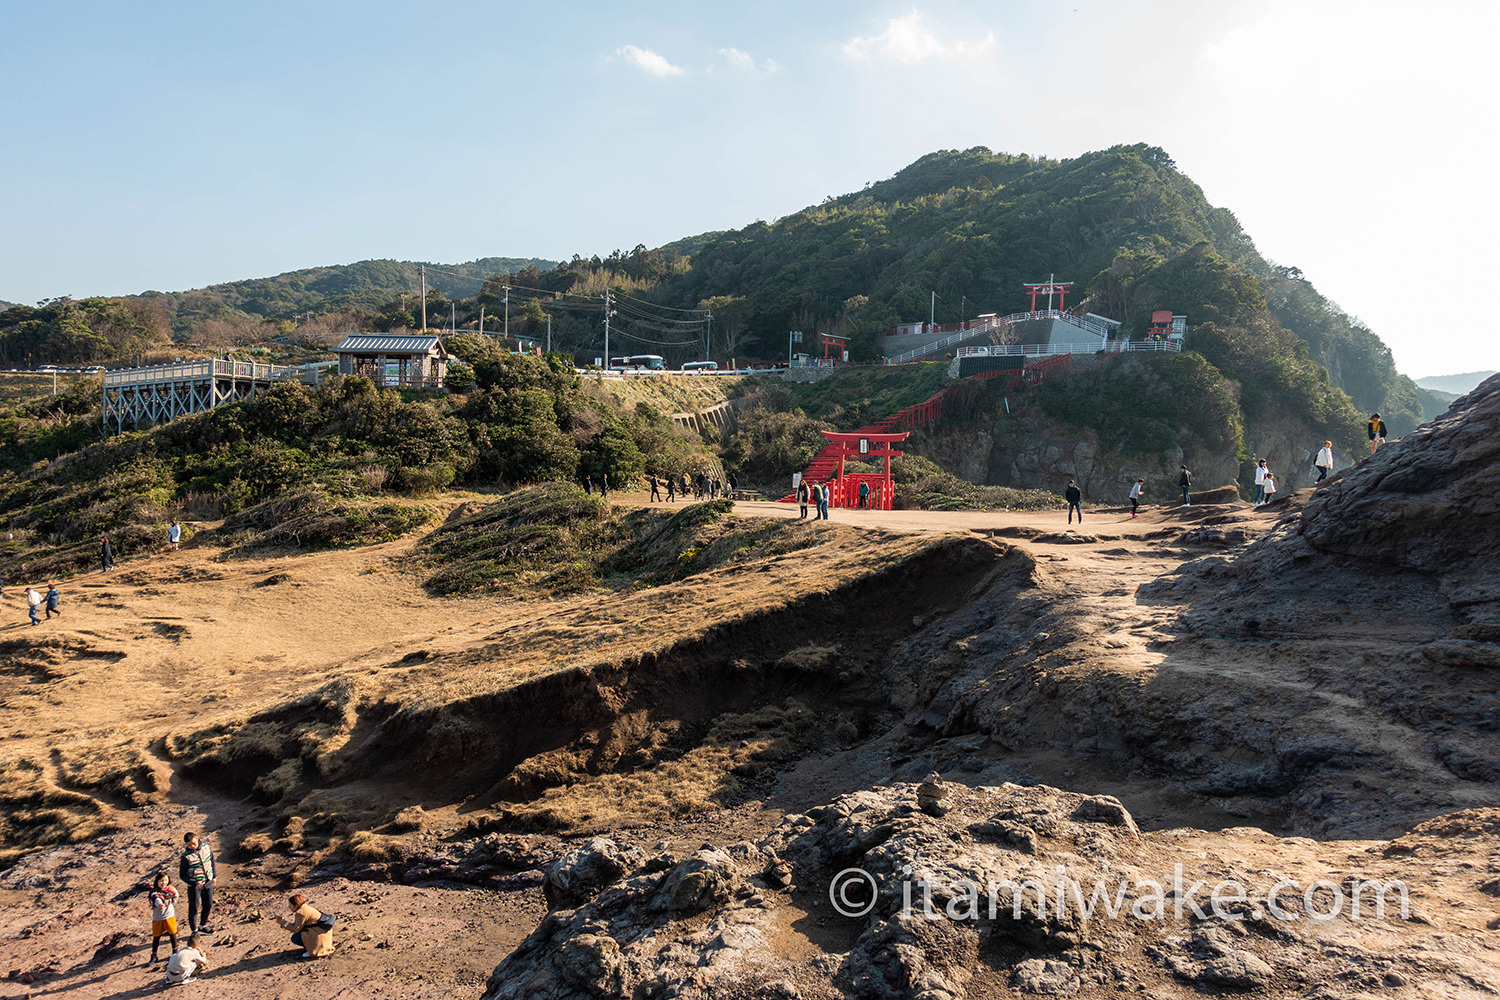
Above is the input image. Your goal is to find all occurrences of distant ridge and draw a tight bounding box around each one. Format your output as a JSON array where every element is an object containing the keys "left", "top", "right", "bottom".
[{"left": 1415, "top": 371, "right": 1497, "bottom": 396}]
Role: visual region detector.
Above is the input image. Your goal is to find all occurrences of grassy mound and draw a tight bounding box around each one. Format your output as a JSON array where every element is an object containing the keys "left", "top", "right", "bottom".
[{"left": 212, "top": 486, "right": 435, "bottom": 557}]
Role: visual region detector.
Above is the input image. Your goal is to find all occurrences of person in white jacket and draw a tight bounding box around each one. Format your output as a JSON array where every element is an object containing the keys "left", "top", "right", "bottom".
[
  {"left": 1128, "top": 479, "right": 1144, "bottom": 518},
  {"left": 1315, "top": 441, "right": 1334, "bottom": 483},
  {"left": 1262, "top": 471, "right": 1277, "bottom": 503},
  {"left": 1252, "top": 459, "right": 1268, "bottom": 504}
]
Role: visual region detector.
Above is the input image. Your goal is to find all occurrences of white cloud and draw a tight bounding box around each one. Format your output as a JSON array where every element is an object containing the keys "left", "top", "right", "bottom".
[
  {"left": 719, "top": 47, "right": 778, "bottom": 75},
  {"left": 615, "top": 45, "right": 685, "bottom": 78},
  {"left": 842, "top": 10, "right": 995, "bottom": 64}
]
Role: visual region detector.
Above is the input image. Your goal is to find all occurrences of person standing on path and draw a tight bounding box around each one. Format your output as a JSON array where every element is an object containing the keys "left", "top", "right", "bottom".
[
  {"left": 819, "top": 482, "right": 831, "bottom": 520},
  {"left": 1178, "top": 465, "right": 1192, "bottom": 507},
  {"left": 178, "top": 832, "right": 217, "bottom": 933},
  {"left": 599, "top": 473, "right": 609, "bottom": 498},
  {"left": 1315, "top": 440, "right": 1334, "bottom": 483},
  {"left": 23, "top": 587, "right": 42, "bottom": 626},
  {"left": 728, "top": 473, "right": 738, "bottom": 498},
  {"left": 583, "top": 475, "right": 593, "bottom": 495},
  {"left": 1129, "top": 478, "right": 1144, "bottom": 518},
  {"left": 1262, "top": 471, "right": 1277, "bottom": 504},
  {"left": 1252, "top": 459, "right": 1268, "bottom": 504},
  {"left": 1064, "top": 481, "right": 1083, "bottom": 524},
  {"left": 648, "top": 474, "right": 662, "bottom": 502},
  {"left": 168, "top": 519, "right": 181, "bottom": 550},
  {"left": 45, "top": 584, "right": 59, "bottom": 619},
  {"left": 858, "top": 480, "right": 870, "bottom": 509},
  {"left": 797, "top": 481, "right": 810, "bottom": 519},
  {"left": 148, "top": 872, "right": 180, "bottom": 965},
  {"left": 100, "top": 536, "right": 114, "bottom": 572},
  {"left": 1367, "top": 413, "right": 1387, "bottom": 454}
]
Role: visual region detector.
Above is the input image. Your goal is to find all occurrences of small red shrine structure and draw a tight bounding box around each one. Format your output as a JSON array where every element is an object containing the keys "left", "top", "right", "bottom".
[
  {"left": 815, "top": 430, "right": 909, "bottom": 511},
  {"left": 820, "top": 332, "right": 850, "bottom": 363},
  {"left": 1023, "top": 273, "right": 1073, "bottom": 312}
]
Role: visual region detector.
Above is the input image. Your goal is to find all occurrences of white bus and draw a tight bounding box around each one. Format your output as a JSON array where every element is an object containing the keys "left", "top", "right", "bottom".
[{"left": 680, "top": 360, "right": 719, "bottom": 373}]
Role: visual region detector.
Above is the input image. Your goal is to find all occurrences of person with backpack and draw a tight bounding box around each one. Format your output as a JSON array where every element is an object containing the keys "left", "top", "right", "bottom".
[
  {"left": 1315, "top": 440, "right": 1334, "bottom": 483},
  {"left": 1064, "top": 481, "right": 1083, "bottom": 524},
  {"left": 1367, "top": 413, "right": 1387, "bottom": 454},
  {"left": 1178, "top": 465, "right": 1192, "bottom": 507},
  {"left": 280, "top": 893, "right": 335, "bottom": 958}
]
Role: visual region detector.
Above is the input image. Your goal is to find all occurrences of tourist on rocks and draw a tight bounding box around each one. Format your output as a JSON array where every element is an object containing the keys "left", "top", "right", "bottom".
[
  {"left": 1129, "top": 478, "right": 1144, "bottom": 518},
  {"left": 648, "top": 474, "right": 662, "bottom": 502},
  {"left": 1367, "top": 412, "right": 1387, "bottom": 454},
  {"left": 23, "top": 586, "right": 42, "bottom": 626},
  {"left": 100, "top": 536, "right": 114, "bottom": 572},
  {"left": 168, "top": 519, "right": 182, "bottom": 550},
  {"left": 1178, "top": 465, "right": 1192, "bottom": 507},
  {"left": 1262, "top": 471, "right": 1277, "bottom": 504},
  {"left": 1252, "top": 459, "right": 1268, "bottom": 504},
  {"left": 147, "top": 872, "right": 180, "bottom": 965},
  {"left": 178, "top": 832, "right": 217, "bottom": 934},
  {"left": 280, "top": 893, "right": 336, "bottom": 958},
  {"left": 1315, "top": 440, "right": 1334, "bottom": 483},
  {"left": 163, "top": 934, "right": 208, "bottom": 985},
  {"left": 797, "top": 480, "right": 810, "bottom": 519},
  {"left": 45, "top": 584, "right": 60, "bottom": 619},
  {"left": 1064, "top": 481, "right": 1083, "bottom": 524}
]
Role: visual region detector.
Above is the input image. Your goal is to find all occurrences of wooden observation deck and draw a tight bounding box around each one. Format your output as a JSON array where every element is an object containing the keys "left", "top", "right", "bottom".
[{"left": 101, "top": 360, "right": 315, "bottom": 434}]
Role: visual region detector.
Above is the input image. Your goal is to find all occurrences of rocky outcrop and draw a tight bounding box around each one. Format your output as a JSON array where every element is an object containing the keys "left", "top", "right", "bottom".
[{"left": 484, "top": 784, "right": 1500, "bottom": 999}]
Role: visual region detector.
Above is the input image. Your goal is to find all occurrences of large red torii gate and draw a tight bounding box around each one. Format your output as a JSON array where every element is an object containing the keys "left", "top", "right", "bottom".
[{"left": 817, "top": 430, "right": 909, "bottom": 511}]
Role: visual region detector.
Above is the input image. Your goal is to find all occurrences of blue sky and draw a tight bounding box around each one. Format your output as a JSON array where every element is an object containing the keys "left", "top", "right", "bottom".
[{"left": 2, "top": 0, "right": 1494, "bottom": 378}]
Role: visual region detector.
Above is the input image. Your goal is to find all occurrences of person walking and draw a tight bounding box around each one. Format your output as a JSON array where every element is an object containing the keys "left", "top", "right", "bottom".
[
  {"left": 583, "top": 475, "right": 593, "bottom": 495},
  {"left": 1315, "top": 440, "right": 1334, "bottom": 483},
  {"left": 648, "top": 474, "right": 662, "bottom": 502},
  {"left": 1367, "top": 413, "right": 1386, "bottom": 454},
  {"left": 100, "top": 536, "right": 114, "bottom": 572},
  {"left": 818, "top": 482, "right": 831, "bottom": 520},
  {"left": 147, "top": 872, "right": 180, "bottom": 965},
  {"left": 1178, "top": 465, "right": 1192, "bottom": 507},
  {"left": 45, "top": 584, "right": 59, "bottom": 619},
  {"left": 665, "top": 476, "right": 675, "bottom": 502},
  {"left": 168, "top": 519, "right": 182, "bottom": 550},
  {"left": 728, "top": 473, "right": 738, "bottom": 498},
  {"left": 1064, "top": 481, "right": 1083, "bottom": 524},
  {"left": 1252, "top": 459, "right": 1268, "bottom": 505},
  {"left": 599, "top": 474, "right": 609, "bottom": 498},
  {"left": 23, "top": 587, "right": 42, "bottom": 626},
  {"left": 858, "top": 481, "right": 870, "bottom": 509},
  {"left": 1128, "top": 478, "right": 1144, "bottom": 518},
  {"left": 178, "top": 832, "right": 217, "bottom": 934},
  {"left": 797, "top": 481, "right": 810, "bottom": 519}
]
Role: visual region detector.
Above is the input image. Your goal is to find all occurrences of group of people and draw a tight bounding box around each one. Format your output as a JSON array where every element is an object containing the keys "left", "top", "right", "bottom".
[
  {"left": 643, "top": 471, "right": 736, "bottom": 502},
  {"left": 17, "top": 520, "right": 188, "bottom": 625},
  {"left": 18, "top": 583, "right": 60, "bottom": 625},
  {"left": 797, "top": 479, "right": 831, "bottom": 520},
  {"left": 146, "top": 830, "right": 335, "bottom": 985}
]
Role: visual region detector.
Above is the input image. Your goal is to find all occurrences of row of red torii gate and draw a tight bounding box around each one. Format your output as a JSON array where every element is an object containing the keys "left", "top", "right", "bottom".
[{"left": 787, "top": 431, "right": 908, "bottom": 511}]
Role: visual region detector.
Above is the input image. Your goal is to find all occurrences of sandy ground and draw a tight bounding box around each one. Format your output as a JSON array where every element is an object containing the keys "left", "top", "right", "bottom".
[{"left": 0, "top": 495, "right": 1293, "bottom": 998}]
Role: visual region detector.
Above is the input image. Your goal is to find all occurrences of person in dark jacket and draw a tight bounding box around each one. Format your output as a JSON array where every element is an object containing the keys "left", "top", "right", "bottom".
[
  {"left": 1367, "top": 413, "right": 1387, "bottom": 454},
  {"left": 1178, "top": 466, "right": 1192, "bottom": 507},
  {"left": 178, "top": 832, "right": 217, "bottom": 933},
  {"left": 100, "top": 536, "right": 114, "bottom": 572},
  {"left": 1064, "top": 481, "right": 1083, "bottom": 524}
]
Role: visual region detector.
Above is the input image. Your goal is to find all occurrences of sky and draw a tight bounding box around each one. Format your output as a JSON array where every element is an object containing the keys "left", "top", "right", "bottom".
[{"left": 2, "top": 0, "right": 1495, "bottom": 379}]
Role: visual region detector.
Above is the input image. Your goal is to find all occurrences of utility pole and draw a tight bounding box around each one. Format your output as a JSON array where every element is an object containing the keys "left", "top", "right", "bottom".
[
  {"left": 479, "top": 306, "right": 485, "bottom": 339},
  {"left": 705, "top": 312, "right": 713, "bottom": 362},
  {"left": 546, "top": 313, "right": 552, "bottom": 353},
  {"left": 503, "top": 286, "right": 510, "bottom": 337},
  {"left": 450, "top": 301, "right": 456, "bottom": 334},
  {"left": 603, "top": 289, "right": 613, "bottom": 369},
  {"left": 961, "top": 295, "right": 967, "bottom": 327},
  {"left": 930, "top": 290, "right": 936, "bottom": 327},
  {"left": 420, "top": 265, "right": 427, "bottom": 332}
]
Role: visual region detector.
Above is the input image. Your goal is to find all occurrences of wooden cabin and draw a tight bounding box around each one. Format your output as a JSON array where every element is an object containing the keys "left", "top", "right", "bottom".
[{"left": 334, "top": 334, "right": 449, "bottom": 388}]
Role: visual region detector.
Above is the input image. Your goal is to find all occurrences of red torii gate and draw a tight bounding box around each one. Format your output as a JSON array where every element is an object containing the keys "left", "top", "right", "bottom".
[
  {"left": 817, "top": 430, "right": 909, "bottom": 511},
  {"left": 1023, "top": 273, "right": 1073, "bottom": 312}
]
